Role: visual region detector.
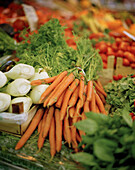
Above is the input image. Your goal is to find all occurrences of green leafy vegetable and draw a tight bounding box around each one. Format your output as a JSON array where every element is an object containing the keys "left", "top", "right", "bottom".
[
  {"left": 72, "top": 110, "right": 135, "bottom": 170},
  {"left": 16, "top": 18, "right": 102, "bottom": 80}
]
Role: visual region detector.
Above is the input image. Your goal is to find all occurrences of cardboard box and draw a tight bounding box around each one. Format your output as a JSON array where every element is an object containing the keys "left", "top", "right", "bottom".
[
  {"left": 115, "top": 57, "right": 135, "bottom": 76},
  {"left": 0, "top": 105, "right": 38, "bottom": 136}
]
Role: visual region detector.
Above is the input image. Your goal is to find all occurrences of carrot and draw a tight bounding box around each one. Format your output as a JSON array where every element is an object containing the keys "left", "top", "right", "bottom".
[
  {"left": 86, "top": 80, "right": 93, "bottom": 101},
  {"left": 43, "top": 75, "right": 58, "bottom": 84},
  {"left": 39, "top": 71, "right": 68, "bottom": 103},
  {"left": 83, "top": 100, "right": 90, "bottom": 113},
  {"left": 15, "top": 107, "right": 44, "bottom": 150},
  {"left": 69, "top": 106, "right": 75, "bottom": 118},
  {"left": 76, "top": 85, "right": 87, "bottom": 114},
  {"left": 47, "top": 72, "right": 75, "bottom": 107},
  {"left": 96, "top": 104, "right": 100, "bottom": 113},
  {"left": 79, "top": 72, "right": 85, "bottom": 100},
  {"left": 30, "top": 79, "right": 43, "bottom": 86},
  {"left": 60, "top": 79, "right": 79, "bottom": 120},
  {"left": 37, "top": 108, "right": 48, "bottom": 150},
  {"left": 49, "top": 117, "right": 56, "bottom": 158},
  {"left": 64, "top": 117, "right": 72, "bottom": 147},
  {"left": 94, "top": 82, "right": 107, "bottom": 97},
  {"left": 90, "top": 88, "right": 96, "bottom": 113},
  {"left": 43, "top": 106, "right": 55, "bottom": 138},
  {"left": 38, "top": 119, "right": 43, "bottom": 134},
  {"left": 43, "top": 76, "right": 67, "bottom": 107},
  {"left": 68, "top": 86, "right": 79, "bottom": 109},
  {"left": 81, "top": 111, "right": 87, "bottom": 120},
  {"left": 96, "top": 79, "right": 104, "bottom": 90},
  {"left": 96, "top": 90, "right": 106, "bottom": 104},
  {"left": 71, "top": 122, "right": 78, "bottom": 152},
  {"left": 55, "top": 108, "right": 62, "bottom": 152},
  {"left": 95, "top": 93, "right": 107, "bottom": 115},
  {"left": 30, "top": 76, "right": 58, "bottom": 86},
  {"left": 55, "top": 90, "right": 66, "bottom": 108}
]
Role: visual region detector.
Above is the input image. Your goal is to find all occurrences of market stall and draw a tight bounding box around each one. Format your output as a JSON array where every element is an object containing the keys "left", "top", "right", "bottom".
[{"left": 0, "top": 0, "right": 135, "bottom": 169}]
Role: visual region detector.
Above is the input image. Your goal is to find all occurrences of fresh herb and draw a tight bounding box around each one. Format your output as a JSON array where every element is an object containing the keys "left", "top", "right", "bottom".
[
  {"left": 16, "top": 18, "right": 102, "bottom": 79},
  {"left": 105, "top": 75, "right": 135, "bottom": 114},
  {"left": 0, "top": 28, "right": 16, "bottom": 57},
  {"left": 71, "top": 111, "right": 135, "bottom": 170}
]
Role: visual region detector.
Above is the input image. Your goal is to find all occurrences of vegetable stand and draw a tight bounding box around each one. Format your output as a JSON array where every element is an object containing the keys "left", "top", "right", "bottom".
[{"left": 0, "top": 1, "right": 135, "bottom": 170}]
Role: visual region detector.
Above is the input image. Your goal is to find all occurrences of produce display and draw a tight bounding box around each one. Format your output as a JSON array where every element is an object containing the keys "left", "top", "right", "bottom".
[{"left": 0, "top": 1, "right": 135, "bottom": 170}]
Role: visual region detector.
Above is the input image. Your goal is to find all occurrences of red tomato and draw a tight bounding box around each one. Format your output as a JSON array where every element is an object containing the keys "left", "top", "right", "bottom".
[
  {"left": 116, "top": 50, "right": 124, "bottom": 58},
  {"left": 130, "top": 63, "right": 135, "bottom": 69},
  {"left": 113, "top": 75, "right": 119, "bottom": 81},
  {"left": 103, "top": 61, "right": 107, "bottom": 69},
  {"left": 119, "top": 42, "right": 129, "bottom": 51},
  {"left": 115, "top": 38, "right": 121, "bottom": 46},
  {"left": 13, "top": 19, "right": 26, "bottom": 31},
  {"left": 123, "top": 58, "right": 130, "bottom": 66},
  {"left": 98, "top": 44, "right": 108, "bottom": 53},
  {"left": 130, "top": 46, "right": 135, "bottom": 54},
  {"left": 107, "top": 47, "right": 115, "bottom": 56},
  {"left": 112, "top": 43, "right": 118, "bottom": 52},
  {"left": 100, "top": 53, "right": 107, "bottom": 62},
  {"left": 124, "top": 52, "right": 135, "bottom": 62},
  {"left": 118, "top": 74, "right": 123, "bottom": 80},
  {"left": 131, "top": 42, "right": 135, "bottom": 46}
]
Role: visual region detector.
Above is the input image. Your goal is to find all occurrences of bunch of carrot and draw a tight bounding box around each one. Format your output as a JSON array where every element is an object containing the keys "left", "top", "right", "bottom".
[{"left": 15, "top": 70, "right": 107, "bottom": 158}]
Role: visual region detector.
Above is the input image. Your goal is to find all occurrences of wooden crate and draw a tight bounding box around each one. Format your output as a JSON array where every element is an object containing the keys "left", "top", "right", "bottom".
[
  {"left": 0, "top": 105, "right": 38, "bottom": 136},
  {"left": 99, "top": 55, "right": 115, "bottom": 86},
  {"left": 115, "top": 57, "right": 135, "bottom": 76}
]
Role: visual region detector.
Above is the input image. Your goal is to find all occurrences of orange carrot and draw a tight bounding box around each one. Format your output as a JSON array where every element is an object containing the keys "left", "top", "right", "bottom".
[
  {"left": 55, "top": 90, "right": 66, "bottom": 108},
  {"left": 60, "top": 79, "right": 79, "bottom": 120},
  {"left": 43, "top": 106, "right": 55, "bottom": 138},
  {"left": 79, "top": 72, "right": 85, "bottom": 100},
  {"left": 39, "top": 71, "right": 68, "bottom": 103},
  {"left": 55, "top": 108, "right": 62, "bottom": 152},
  {"left": 76, "top": 85, "right": 87, "bottom": 114},
  {"left": 87, "top": 80, "right": 93, "bottom": 101},
  {"left": 64, "top": 117, "right": 72, "bottom": 147},
  {"left": 37, "top": 108, "right": 48, "bottom": 150},
  {"left": 96, "top": 90, "right": 106, "bottom": 104},
  {"left": 95, "top": 93, "right": 107, "bottom": 115},
  {"left": 83, "top": 100, "right": 90, "bottom": 113},
  {"left": 38, "top": 119, "right": 43, "bottom": 134},
  {"left": 47, "top": 72, "right": 75, "bottom": 107},
  {"left": 43, "top": 76, "right": 67, "bottom": 107},
  {"left": 96, "top": 104, "right": 100, "bottom": 113},
  {"left": 94, "top": 82, "right": 107, "bottom": 97},
  {"left": 81, "top": 111, "right": 87, "bottom": 120},
  {"left": 30, "top": 76, "right": 58, "bottom": 86},
  {"left": 43, "top": 75, "right": 58, "bottom": 84},
  {"left": 90, "top": 88, "right": 96, "bottom": 113},
  {"left": 96, "top": 79, "right": 104, "bottom": 90},
  {"left": 49, "top": 117, "right": 56, "bottom": 158},
  {"left": 15, "top": 107, "right": 44, "bottom": 150},
  {"left": 71, "top": 119, "right": 78, "bottom": 152},
  {"left": 69, "top": 106, "right": 75, "bottom": 118},
  {"left": 30, "top": 79, "right": 43, "bottom": 86},
  {"left": 68, "top": 86, "right": 79, "bottom": 109}
]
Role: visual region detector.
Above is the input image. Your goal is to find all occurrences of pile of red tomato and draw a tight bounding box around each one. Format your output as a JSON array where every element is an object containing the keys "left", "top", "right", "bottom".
[{"left": 90, "top": 32, "right": 135, "bottom": 69}]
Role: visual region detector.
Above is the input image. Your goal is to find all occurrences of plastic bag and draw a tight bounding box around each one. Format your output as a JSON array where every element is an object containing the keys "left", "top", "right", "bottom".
[{"left": 0, "top": 112, "right": 28, "bottom": 125}]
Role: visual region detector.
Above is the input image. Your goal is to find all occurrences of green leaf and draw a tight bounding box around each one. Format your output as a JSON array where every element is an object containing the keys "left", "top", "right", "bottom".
[
  {"left": 71, "top": 152, "right": 97, "bottom": 166},
  {"left": 122, "top": 106, "right": 133, "bottom": 127},
  {"left": 85, "top": 112, "right": 108, "bottom": 124},
  {"left": 74, "top": 119, "right": 98, "bottom": 135},
  {"left": 82, "top": 135, "right": 95, "bottom": 145},
  {"left": 131, "top": 143, "right": 135, "bottom": 159},
  {"left": 94, "top": 138, "right": 117, "bottom": 162}
]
